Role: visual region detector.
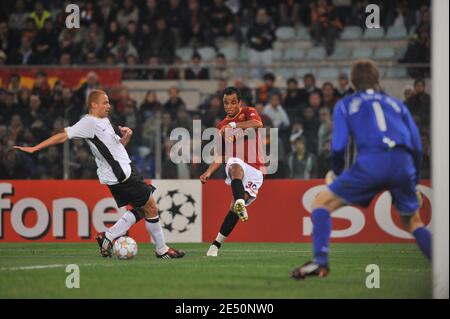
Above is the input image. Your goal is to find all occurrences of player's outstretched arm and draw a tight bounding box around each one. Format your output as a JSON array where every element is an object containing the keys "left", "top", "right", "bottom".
[{"left": 14, "top": 131, "right": 68, "bottom": 154}]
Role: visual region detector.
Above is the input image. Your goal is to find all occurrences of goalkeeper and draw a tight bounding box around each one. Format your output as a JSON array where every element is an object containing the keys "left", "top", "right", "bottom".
[{"left": 292, "top": 60, "right": 431, "bottom": 280}]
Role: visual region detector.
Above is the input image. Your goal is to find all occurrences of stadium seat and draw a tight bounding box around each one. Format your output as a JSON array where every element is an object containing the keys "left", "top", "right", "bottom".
[
  {"left": 295, "top": 27, "right": 311, "bottom": 40},
  {"left": 284, "top": 47, "right": 306, "bottom": 60},
  {"left": 363, "top": 28, "right": 385, "bottom": 40},
  {"left": 386, "top": 67, "right": 408, "bottom": 78},
  {"left": 296, "top": 68, "right": 314, "bottom": 78},
  {"left": 328, "top": 47, "right": 352, "bottom": 60},
  {"left": 239, "top": 46, "right": 249, "bottom": 61},
  {"left": 278, "top": 67, "right": 296, "bottom": 79},
  {"left": 386, "top": 25, "right": 408, "bottom": 39},
  {"left": 340, "top": 26, "right": 363, "bottom": 40},
  {"left": 275, "top": 26, "right": 295, "bottom": 41},
  {"left": 306, "top": 47, "right": 326, "bottom": 60},
  {"left": 352, "top": 46, "right": 374, "bottom": 59},
  {"left": 273, "top": 48, "right": 284, "bottom": 60},
  {"left": 176, "top": 47, "right": 194, "bottom": 62},
  {"left": 197, "top": 46, "right": 216, "bottom": 62},
  {"left": 395, "top": 46, "right": 407, "bottom": 59},
  {"left": 373, "top": 46, "right": 396, "bottom": 59},
  {"left": 219, "top": 46, "right": 239, "bottom": 61},
  {"left": 318, "top": 68, "right": 339, "bottom": 80}
]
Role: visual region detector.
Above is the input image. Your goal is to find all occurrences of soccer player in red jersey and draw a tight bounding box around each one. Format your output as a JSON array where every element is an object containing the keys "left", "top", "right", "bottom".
[{"left": 200, "top": 87, "right": 266, "bottom": 256}]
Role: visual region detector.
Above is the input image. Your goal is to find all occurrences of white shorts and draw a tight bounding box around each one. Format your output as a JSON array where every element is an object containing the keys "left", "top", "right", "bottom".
[{"left": 225, "top": 157, "right": 264, "bottom": 206}]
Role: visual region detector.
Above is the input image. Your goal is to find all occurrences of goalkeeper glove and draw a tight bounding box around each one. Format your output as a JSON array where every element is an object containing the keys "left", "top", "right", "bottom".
[
  {"left": 325, "top": 170, "right": 336, "bottom": 185},
  {"left": 416, "top": 186, "right": 423, "bottom": 208}
]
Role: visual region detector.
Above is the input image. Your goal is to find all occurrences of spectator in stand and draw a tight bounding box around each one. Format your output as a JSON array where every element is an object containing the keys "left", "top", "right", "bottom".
[
  {"left": 166, "top": 0, "right": 185, "bottom": 47},
  {"left": 149, "top": 17, "right": 175, "bottom": 64},
  {"left": 403, "top": 85, "right": 414, "bottom": 102},
  {"left": 164, "top": 86, "right": 186, "bottom": 119},
  {"left": 0, "top": 22, "right": 12, "bottom": 57},
  {"left": 70, "top": 147, "right": 97, "bottom": 179},
  {"left": 263, "top": 93, "right": 290, "bottom": 130},
  {"left": 288, "top": 137, "right": 317, "bottom": 179},
  {"left": 30, "top": 1, "right": 51, "bottom": 30},
  {"left": 247, "top": 7, "right": 276, "bottom": 79},
  {"left": 208, "top": 0, "right": 236, "bottom": 47},
  {"left": 99, "top": 0, "right": 118, "bottom": 25},
  {"left": 8, "top": 0, "right": 29, "bottom": 34},
  {"left": 317, "top": 138, "right": 332, "bottom": 178},
  {"left": 22, "top": 17, "right": 38, "bottom": 42},
  {"left": 298, "top": 73, "right": 321, "bottom": 106},
  {"left": 142, "top": 56, "right": 165, "bottom": 80},
  {"left": 0, "top": 147, "right": 32, "bottom": 179},
  {"left": 104, "top": 20, "right": 121, "bottom": 53},
  {"left": 31, "top": 71, "right": 52, "bottom": 106},
  {"left": 183, "top": 0, "right": 207, "bottom": 46},
  {"left": 125, "top": 21, "right": 140, "bottom": 53},
  {"left": 75, "top": 71, "right": 101, "bottom": 106},
  {"left": 173, "top": 105, "right": 193, "bottom": 134},
  {"left": 139, "top": 0, "right": 162, "bottom": 29},
  {"left": 185, "top": 53, "right": 210, "bottom": 79},
  {"left": 321, "top": 82, "right": 338, "bottom": 109},
  {"left": 302, "top": 106, "right": 320, "bottom": 153},
  {"left": 80, "top": 0, "right": 103, "bottom": 26},
  {"left": 284, "top": 78, "right": 304, "bottom": 118},
  {"left": 234, "top": 78, "right": 253, "bottom": 106},
  {"left": 335, "top": 72, "right": 354, "bottom": 97},
  {"left": 310, "top": 0, "right": 343, "bottom": 55},
  {"left": 212, "top": 53, "right": 232, "bottom": 80},
  {"left": 122, "top": 54, "right": 141, "bottom": 80},
  {"left": 400, "top": 6, "right": 430, "bottom": 78},
  {"left": 7, "top": 35, "right": 37, "bottom": 65},
  {"left": 405, "top": 78, "right": 430, "bottom": 131},
  {"left": 279, "top": 0, "right": 301, "bottom": 26},
  {"left": 201, "top": 95, "right": 225, "bottom": 128},
  {"left": 110, "top": 34, "right": 139, "bottom": 64},
  {"left": 139, "top": 90, "right": 163, "bottom": 120},
  {"left": 167, "top": 56, "right": 186, "bottom": 80},
  {"left": 116, "top": 0, "right": 139, "bottom": 29},
  {"left": 256, "top": 73, "right": 281, "bottom": 104}
]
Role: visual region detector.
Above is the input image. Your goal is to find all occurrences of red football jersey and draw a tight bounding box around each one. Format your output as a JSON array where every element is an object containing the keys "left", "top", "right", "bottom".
[{"left": 216, "top": 106, "right": 266, "bottom": 171}]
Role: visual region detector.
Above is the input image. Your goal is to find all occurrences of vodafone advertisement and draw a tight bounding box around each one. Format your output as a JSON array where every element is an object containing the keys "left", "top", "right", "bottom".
[{"left": 0, "top": 180, "right": 431, "bottom": 243}]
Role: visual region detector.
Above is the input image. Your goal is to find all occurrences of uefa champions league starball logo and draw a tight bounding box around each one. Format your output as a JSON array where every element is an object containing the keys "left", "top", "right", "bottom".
[{"left": 156, "top": 190, "right": 198, "bottom": 234}]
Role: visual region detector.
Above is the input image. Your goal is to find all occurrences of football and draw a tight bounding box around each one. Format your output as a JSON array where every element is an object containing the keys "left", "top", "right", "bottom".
[{"left": 113, "top": 236, "right": 138, "bottom": 260}]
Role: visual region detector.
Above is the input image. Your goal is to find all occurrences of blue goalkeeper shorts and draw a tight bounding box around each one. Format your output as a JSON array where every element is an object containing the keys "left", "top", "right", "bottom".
[{"left": 329, "top": 148, "right": 419, "bottom": 215}]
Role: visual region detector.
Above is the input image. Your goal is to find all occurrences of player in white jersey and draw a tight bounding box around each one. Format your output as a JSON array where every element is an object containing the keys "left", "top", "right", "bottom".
[{"left": 14, "top": 89, "right": 185, "bottom": 259}]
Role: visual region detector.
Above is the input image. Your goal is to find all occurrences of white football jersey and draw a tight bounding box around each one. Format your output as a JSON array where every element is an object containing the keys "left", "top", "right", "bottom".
[{"left": 65, "top": 115, "right": 131, "bottom": 185}]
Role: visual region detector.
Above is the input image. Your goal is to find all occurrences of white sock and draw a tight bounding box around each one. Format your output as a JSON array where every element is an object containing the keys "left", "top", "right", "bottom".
[
  {"left": 215, "top": 233, "right": 227, "bottom": 244},
  {"left": 105, "top": 210, "right": 137, "bottom": 241},
  {"left": 145, "top": 217, "right": 169, "bottom": 255}
]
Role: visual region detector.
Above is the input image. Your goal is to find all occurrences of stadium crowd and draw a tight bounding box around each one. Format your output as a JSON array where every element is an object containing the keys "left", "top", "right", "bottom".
[
  {"left": 0, "top": 0, "right": 431, "bottom": 73},
  {"left": 0, "top": 70, "right": 431, "bottom": 180},
  {"left": 0, "top": 0, "right": 431, "bottom": 180}
]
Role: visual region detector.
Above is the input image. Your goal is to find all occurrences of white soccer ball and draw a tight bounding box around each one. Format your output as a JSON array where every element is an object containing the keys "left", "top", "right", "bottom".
[{"left": 113, "top": 236, "right": 138, "bottom": 260}]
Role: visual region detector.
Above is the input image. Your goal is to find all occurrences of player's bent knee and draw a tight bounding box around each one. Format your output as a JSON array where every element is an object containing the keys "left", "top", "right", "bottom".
[
  {"left": 312, "top": 189, "right": 342, "bottom": 212},
  {"left": 400, "top": 212, "right": 423, "bottom": 233},
  {"left": 228, "top": 164, "right": 244, "bottom": 179}
]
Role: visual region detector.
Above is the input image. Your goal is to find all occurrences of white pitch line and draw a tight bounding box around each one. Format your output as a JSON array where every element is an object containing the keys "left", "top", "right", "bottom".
[{"left": 0, "top": 263, "right": 95, "bottom": 271}]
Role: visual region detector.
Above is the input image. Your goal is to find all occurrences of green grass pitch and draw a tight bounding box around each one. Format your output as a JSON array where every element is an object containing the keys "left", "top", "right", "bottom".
[{"left": 0, "top": 242, "right": 430, "bottom": 298}]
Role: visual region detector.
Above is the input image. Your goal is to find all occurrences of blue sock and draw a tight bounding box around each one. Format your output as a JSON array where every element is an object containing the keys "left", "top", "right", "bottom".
[
  {"left": 412, "top": 227, "right": 432, "bottom": 261},
  {"left": 312, "top": 208, "right": 332, "bottom": 266}
]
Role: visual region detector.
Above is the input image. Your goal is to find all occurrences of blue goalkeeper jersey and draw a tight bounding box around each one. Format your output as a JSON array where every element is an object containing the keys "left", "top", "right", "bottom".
[{"left": 331, "top": 89, "right": 423, "bottom": 183}]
